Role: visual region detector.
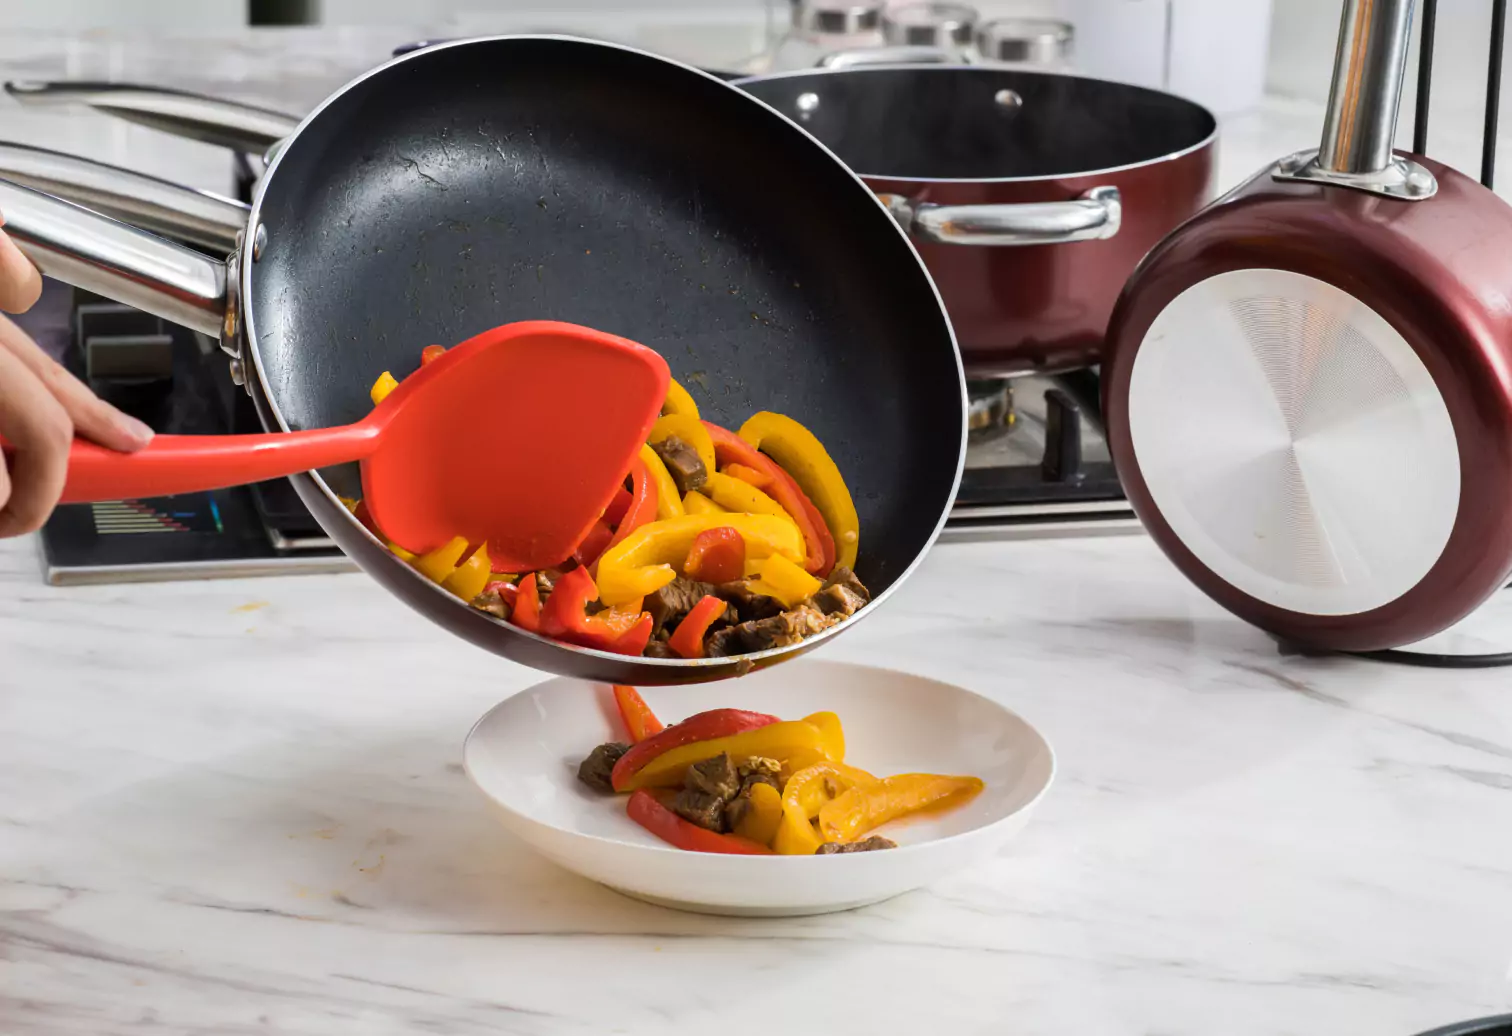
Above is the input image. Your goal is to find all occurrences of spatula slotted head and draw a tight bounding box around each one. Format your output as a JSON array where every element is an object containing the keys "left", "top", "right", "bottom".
[{"left": 361, "top": 320, "right": 669, "bottom": 571}]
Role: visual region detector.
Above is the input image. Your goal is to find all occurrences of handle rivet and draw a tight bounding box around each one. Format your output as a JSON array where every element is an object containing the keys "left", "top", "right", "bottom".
[{"left": 252, "top": 223, "right": 267, "bottom": 261}]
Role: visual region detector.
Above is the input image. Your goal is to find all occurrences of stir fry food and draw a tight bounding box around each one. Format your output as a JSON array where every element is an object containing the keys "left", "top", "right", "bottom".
[
  {"left": 577, "top": 687, "right": 984, "bottom": 855},
  {"left": 351, "top": 346, "right": 869, "bottom": 659}
]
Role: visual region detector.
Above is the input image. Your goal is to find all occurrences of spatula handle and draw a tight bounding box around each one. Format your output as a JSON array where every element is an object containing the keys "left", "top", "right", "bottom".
[{"left": 0, "top": 424, "right": 381, "bottom": 505}]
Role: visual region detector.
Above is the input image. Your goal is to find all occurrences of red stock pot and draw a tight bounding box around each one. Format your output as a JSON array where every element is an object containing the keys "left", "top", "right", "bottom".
[{"left": 735, "top": 64, "right": 1218, "bottom": 374}]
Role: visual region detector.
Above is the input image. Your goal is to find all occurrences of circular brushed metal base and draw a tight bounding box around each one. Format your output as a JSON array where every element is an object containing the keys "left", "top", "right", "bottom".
[{"left": 1127, "top": 268, "right": 1460, "bottom": 617}]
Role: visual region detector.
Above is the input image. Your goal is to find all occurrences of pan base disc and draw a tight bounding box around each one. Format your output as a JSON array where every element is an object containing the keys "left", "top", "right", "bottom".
[{"left": 1127, "top": 268, "right": 1459, "bottom": 617}]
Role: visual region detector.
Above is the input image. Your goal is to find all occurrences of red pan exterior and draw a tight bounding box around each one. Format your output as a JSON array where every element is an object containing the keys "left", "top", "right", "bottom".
[
  {"left": 869, "top": 143, "right": 1216, "bottom": 374},
  {"left": 1103, "top": 154, "right": 1512, "bottom": 651}
]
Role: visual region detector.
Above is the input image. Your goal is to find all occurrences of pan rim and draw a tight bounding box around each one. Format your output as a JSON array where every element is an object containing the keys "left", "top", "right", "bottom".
[
  {"left": 730, "top": 63, "right": 1220, "bottom": 186},
  {"left": 240, "top": 33, "right": 968, "bottom": 669}
]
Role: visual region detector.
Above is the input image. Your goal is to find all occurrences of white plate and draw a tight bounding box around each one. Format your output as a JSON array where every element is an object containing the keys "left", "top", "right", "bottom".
[{"left": 464, "top": 660, "right": 1055, "bottom": 916}]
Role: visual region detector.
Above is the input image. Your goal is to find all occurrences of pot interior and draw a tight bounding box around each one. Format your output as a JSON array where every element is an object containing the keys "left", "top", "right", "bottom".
[{"left": 738, "top": 66, "right": 1217, "bottom": 181}]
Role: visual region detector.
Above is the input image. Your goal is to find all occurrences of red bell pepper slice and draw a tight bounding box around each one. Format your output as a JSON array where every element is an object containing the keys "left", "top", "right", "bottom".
[
  {"left": 420, "top": 344, "right": 446, "bottom": 365},
  {"left": 667, "top": 594, "right": 728, "bottom": 659},
  {"left": 704, "top": 421, "right": 835, "bottom": 576},
  {"left": 540, "top": 566, "right": 649, "bottom": 651},
  {"left": 602, "top": 485, "right": 633, "bottom": 527},
  {"left": 572, "top": 518, "right": 615, "bottom": 568},
  {"left": 607, "top": 612, "right": 654, "bottom": 656},
  {"left": 627, "top": 789, "right": 773, "bottom": 855},
  {"left": 615, "top": 686, "right": 664, "bottom": 742},
  {"left": 600, "top": 455, "right": 657, "bottom": 563},
  {"left": 510, "top": 573, "right": 542, "bottom": 632},
  {"left": 611, "top": 708, "right": 781, "bottom": 791},
  {"left": 683, "top": 527, "right": 745, "bottom": 584}
]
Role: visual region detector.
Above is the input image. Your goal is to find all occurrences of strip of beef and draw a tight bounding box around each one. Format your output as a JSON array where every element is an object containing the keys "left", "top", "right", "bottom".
[
  {"left": 646, "top": 576, "right": 731, "bottom": 634},
  {"left": 672, "top": 753, "right": 742, "bottom": 832},
  {"left": 576, "top": 742, "right": 629, "bottom": 793},
  {"left": 533, "top": 570, "right": 556, "bottom": 604},
  {"left": 823, "top": 566, "right": 871, "bottom": 602},
  {"left": 705, "top": 604, "right": 842, "bottom": 657},
  {"left": 672, "top": 788, "right": 728, "bottom": 832},
  {"left": 715, "top": 580, "right": 785, "bottom": 623},
  {"left": 642, "top": 637, "right": 677, "bottom": 659},
  {"left": 723, "top": 756, "right": 785, "bottom": 830},
  {"left": 650, "top": 435, "right": 708, "bottom": 494},
  {"left": 471, "top": 586, "right": 511, "bottom": 619},
  {"left": 815, "top": 835, "right": 898, "bottom": 854},
  {"left": 810, "top": 582, "right": 867, "bottom": 618},
  {"left": 684, "top": 753, "right": 741, "bottom": 800}
]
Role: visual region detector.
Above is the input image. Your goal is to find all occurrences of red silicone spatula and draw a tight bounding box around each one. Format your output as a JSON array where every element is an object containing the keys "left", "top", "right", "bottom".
[{"left": 33, "top": 320, "right": 669, "bottom": 572}]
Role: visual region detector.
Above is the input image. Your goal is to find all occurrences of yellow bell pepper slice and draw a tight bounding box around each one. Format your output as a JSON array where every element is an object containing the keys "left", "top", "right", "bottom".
[
  {"left": 619, "top": 719, "right": 837, "bottom": 791},
  {"left": 732, "top": 781, "right": 784, "bottom": 847},
  {"left": 746, "top": 553, "right": 823, "bottom": 608},
  {"left": 387, "top": 541, "right": 417, "bottom": 562},
  {"left": 440, "top": 542, "right": 492, "bottom": 601},
  {"left": 739, "top": 412, "right": 861, "bottom": 570},
  {"left": 802, "top": 710, "right": 845, "bottom": 762},
  {"left": 774, "top": 760, "right": 878, "bottom": 855},
  {"left": 647, "top": 413, "right": 716, "bottom": 477},
  {"left": 662, "top": 377, "right": 699, "bottom": 420},
  {"left": 703, "top": 472, "right": 799, "bottom": 531},
  {"left": 596, "top": 512, "right": 805, "bottom": 606},
  {"left": 412, "top": 535, "right": 470, "bottom": 583},
  {"left": 682, "top": 491, "right": 727, "bottom": 515},
  {"left": 639, "top": 444, "right": 686, "bottom": 521},
  {"left": 370, "top": 371, "right": 399, "bottom": 405},
  {"left": 817, "top": 773, "right": 985, "bottom": 845}
]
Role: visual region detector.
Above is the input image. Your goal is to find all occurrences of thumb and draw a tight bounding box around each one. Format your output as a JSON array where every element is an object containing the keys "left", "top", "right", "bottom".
[{"left": 0, "top": 221, "right": 42, "bottom": 314}]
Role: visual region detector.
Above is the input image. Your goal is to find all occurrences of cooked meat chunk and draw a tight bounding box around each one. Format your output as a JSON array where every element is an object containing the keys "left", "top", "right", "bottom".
[
  {"left": 822, "top": 566, "right": 870, "bottom": 601},
  {"left": 672, "top": 788, "right": 728, "bottom": 832},
  {"left": 533, "top": 570, "right": 556, "bottom": 604},
  {"left": 715, "top": 580, "right": 785, "bottom": 623},
  {"left": 642, "top": 637, "right": 677, "bottom": 659},
  {"left": 810, "top": 582, "right": 867, "bottom": 618},
  {"left": 723, "top": 795, "right": 752, "bottom": 831},
  {"left": 650, "top": 435, "right": 708, "bottom": 494},
  {"left": 576, "top": 742, "right": 629, "bottom": 793},
  {"left": 815, "top": 836, "right": 898, "bottom": 854},
  {"left": 471, "top": 587, "right": 511, "bottom": 619},
  {"left": 705, "top": 605, "right": 841, "bottom": 657},
  {"left": 646, "top": 576, "right": 729, "bottom": 632},
  {"left": 738, "top": 756, "right": 783, "bottom": 794},
  {"left": 684, "top": 753, "right": 741, "bottom": 801}
]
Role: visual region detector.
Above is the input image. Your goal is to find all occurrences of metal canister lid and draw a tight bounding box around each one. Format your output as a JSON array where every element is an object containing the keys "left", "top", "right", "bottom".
[
  {"left": 976, "top": 17, "right": 1074, "bottom": 65},
  {"left": 882, "top": 2, "right": 978, "bottom": 48},
  {"left": 793, "top": 1, "right": 883, "bottom": 36}
]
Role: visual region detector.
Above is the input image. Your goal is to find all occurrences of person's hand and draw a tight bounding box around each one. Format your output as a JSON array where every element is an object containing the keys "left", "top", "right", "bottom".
[{"left": 0, "top": 218, "right": 153, "bottom": 538}]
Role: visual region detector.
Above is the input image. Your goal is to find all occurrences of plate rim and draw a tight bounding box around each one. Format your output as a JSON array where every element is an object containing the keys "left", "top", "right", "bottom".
[{"left": 462, "top": 659, "right": 1057, "bottom": 864}]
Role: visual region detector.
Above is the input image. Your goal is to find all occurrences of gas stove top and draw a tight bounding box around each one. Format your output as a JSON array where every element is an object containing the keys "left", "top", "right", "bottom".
[
  {"left": 24, "top": 282, "right": 357, "bottom": 585},
  {"left": 943, "top": 372, "right": 1139, "bottom": 541}
]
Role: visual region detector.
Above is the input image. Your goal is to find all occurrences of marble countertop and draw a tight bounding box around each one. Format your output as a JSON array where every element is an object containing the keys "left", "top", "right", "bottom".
[
  {"left": 6, "top": 531, "right": 1512, "bottom": 1036},
  {"left": 3, "top": 25, "right": 1512, "bottom": 1036}
]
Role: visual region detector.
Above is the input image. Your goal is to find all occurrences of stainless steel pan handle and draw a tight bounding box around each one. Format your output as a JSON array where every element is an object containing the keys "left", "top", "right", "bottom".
[
  {"left": 879, "top": 186, "right": 1122, "bottom": 245},
  {"left": 0, "top": 179, "right": 229, "bottom": 340},
  {"left": 0, "top": 141, "right": 247, "bottom": 251},
  {"left": 4, "top": 80, "right": 299, "bottom": 156}
]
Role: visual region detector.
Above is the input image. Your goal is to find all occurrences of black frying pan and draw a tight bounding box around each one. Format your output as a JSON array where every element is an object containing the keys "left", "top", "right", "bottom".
[{"left": 0, "top": 36, "right": 966, "bottom": 684}]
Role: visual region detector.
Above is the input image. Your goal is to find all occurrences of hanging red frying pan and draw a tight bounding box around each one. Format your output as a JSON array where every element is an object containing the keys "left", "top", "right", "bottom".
[{"left": 1103, "top": 0, "right": 1512, "bottom": 656}]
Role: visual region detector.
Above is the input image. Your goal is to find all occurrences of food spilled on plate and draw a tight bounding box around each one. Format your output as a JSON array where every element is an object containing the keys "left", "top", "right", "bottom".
[
  {"left": 576, "top": 686, "right": 985, "bottom": 855},
  {"left": 348, "top": 345, "right": 869, "bottom": 660}
]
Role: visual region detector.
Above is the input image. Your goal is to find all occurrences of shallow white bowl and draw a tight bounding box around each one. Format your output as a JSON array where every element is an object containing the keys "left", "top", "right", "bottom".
[{"left": 464, "top": 660, "right": 1055, "bottom": 916}]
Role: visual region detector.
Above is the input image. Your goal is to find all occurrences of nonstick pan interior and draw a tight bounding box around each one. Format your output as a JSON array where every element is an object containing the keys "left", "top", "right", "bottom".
[{"left": 247, "top": 37, "right": 964, "bottom": 598}]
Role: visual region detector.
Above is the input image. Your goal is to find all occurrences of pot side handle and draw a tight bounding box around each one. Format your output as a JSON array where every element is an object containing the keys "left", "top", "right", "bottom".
[
  {"left": 0, "top": 178, "right": 229, "bottom": 341},
  {"left": 882, "top": 186, "right": 1122, "bottom": 246},
  {"left": 0, "top": 141, "right": 247, "bottom": 252},
  {"left": 4, "top": 80, "right": 299, "bottom": 157}
]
